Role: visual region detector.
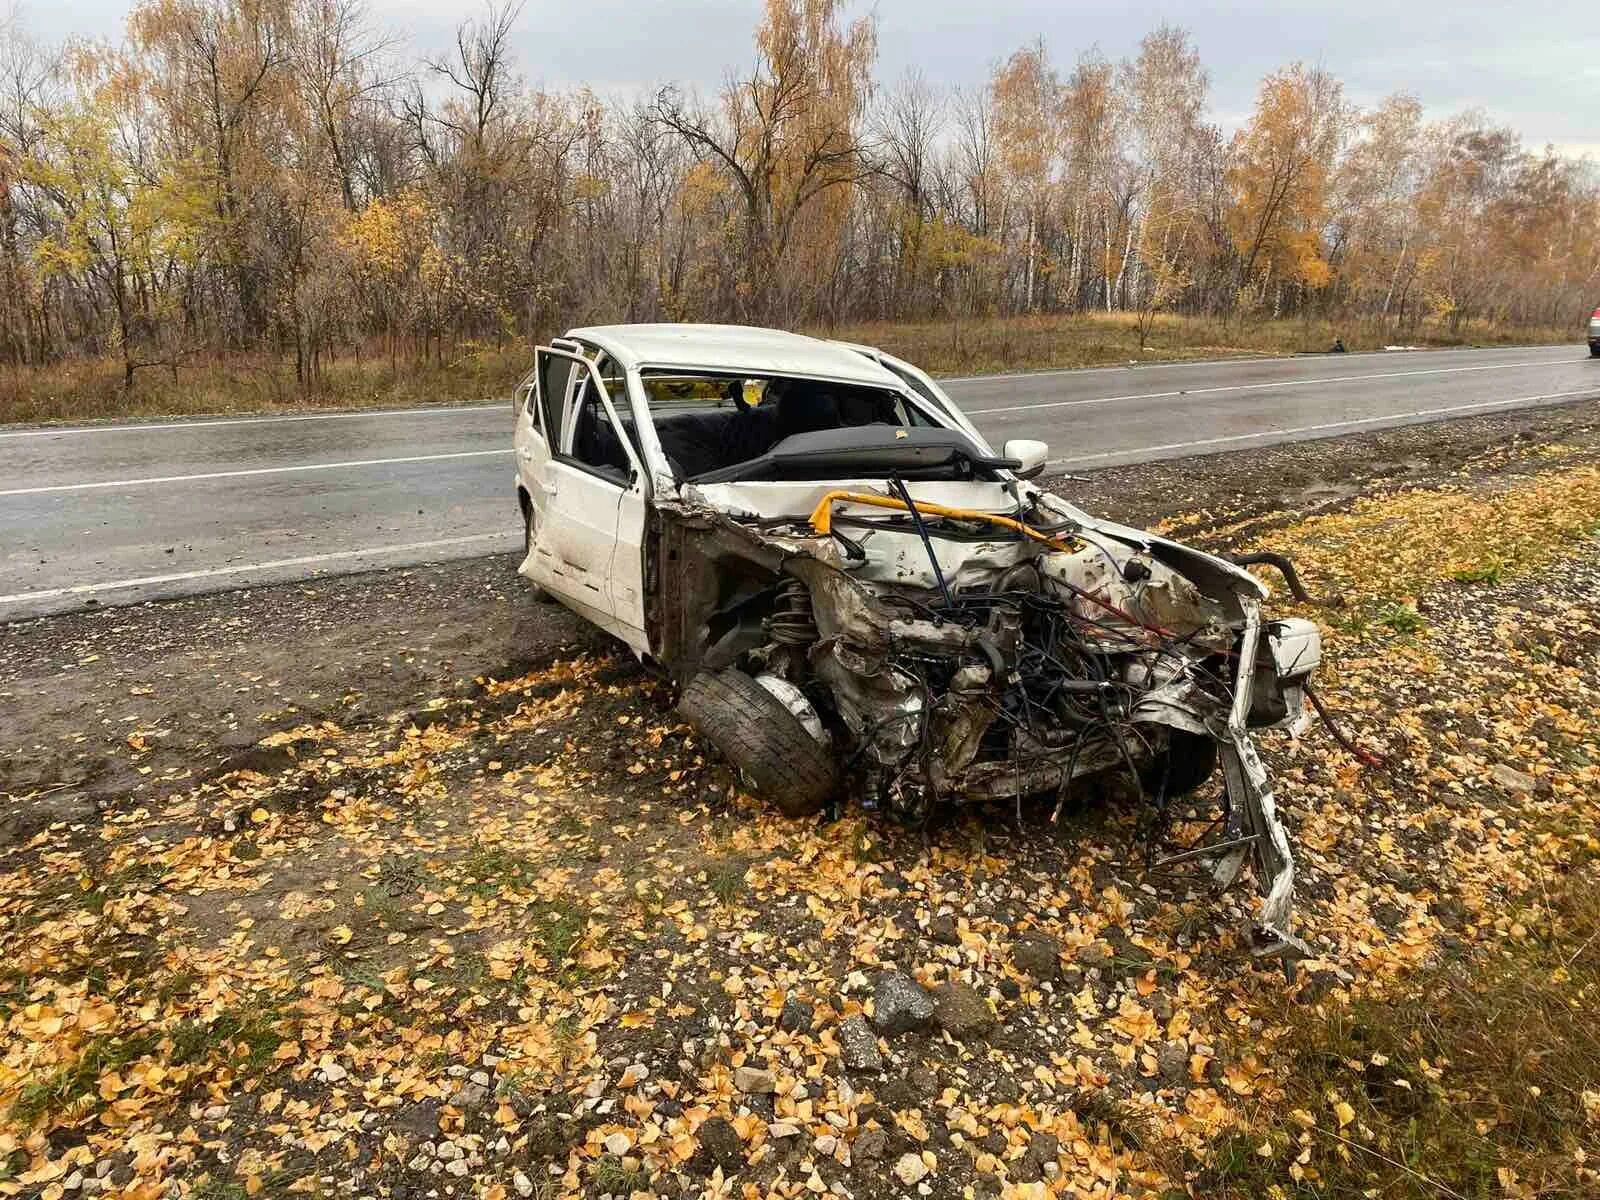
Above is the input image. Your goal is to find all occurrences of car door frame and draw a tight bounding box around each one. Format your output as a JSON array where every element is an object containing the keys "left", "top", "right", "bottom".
[
  {"left": 513, "top": 366, "right": 550, "bottom": 530},
  {"left": 523, "top": 345, "right": 651, "bottom": 654}
]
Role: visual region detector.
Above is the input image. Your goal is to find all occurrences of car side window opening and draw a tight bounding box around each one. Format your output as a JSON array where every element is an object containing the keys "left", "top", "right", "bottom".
[
  {"left": 639, "top": 371, "right": 928, "bottom": 479},
  {"left": 590, "top": 350, "right": 628, "bottom": 399},
  {"left": 536, "top": 352, "right": 575, "bottom": 445},
  {"left": 564, "top": 362, "right": 636, "bottom": 486}
]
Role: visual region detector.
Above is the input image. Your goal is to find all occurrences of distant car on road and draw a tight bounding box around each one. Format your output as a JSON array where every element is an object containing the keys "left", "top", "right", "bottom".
[{"left": 1590, "top": 305, "right": 1600, "bottom": 356}]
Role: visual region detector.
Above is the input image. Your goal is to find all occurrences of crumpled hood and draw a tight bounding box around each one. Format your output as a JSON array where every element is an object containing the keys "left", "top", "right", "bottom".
[
  {"left": 1034, "top": 491, "right": 1269, "bottom": 604},
  {"left": 681, "top": 477, "right": 1268, "bottom": 607}
]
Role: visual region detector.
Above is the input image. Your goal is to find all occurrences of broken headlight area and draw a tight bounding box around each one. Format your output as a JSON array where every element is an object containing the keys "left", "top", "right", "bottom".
[{"left": 665, "top": 492, "right": 1322, "bottom": 966}]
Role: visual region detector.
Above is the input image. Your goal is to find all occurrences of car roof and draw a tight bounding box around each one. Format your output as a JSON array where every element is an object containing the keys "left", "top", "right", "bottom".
[{"left": 565, "top": 323, "right": 901, "bottom": 388}]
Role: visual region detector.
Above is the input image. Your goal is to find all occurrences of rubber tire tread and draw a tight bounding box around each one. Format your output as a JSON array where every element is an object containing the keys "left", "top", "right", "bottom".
[
  {"left": 679, "top": 669, "right": 837, "bottom": 818},
  {"left": 1147, "top": 730, "right": 1219, "bottom": 799}
]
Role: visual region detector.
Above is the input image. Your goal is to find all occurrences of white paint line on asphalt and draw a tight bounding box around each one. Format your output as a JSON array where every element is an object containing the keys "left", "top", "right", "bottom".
[
  {"left": 1047, "top": 388, "right": 1600, "bottom": 468},
  {"left": 964, "top": 358, "right": 1570, "bottom": 417},
  {"left": 0, "top": 403, "right": 505, "bottom": 440},
  {"left": 0, "top": 448, "right": 514, "bottom": 497},
  {"left": 0, "top": 531, "right": 521, "bottom": 607}
]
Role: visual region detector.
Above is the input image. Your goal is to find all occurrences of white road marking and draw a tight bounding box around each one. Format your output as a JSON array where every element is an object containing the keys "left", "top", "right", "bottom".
[
  {"left": 964, "top": 358, "right": 1570, "bottom": 416},
  {"left": 0, "top": 402, "right": 504, "bottom": 440},
  {"left": 0, "top": 531, "right": 521, "bottom": 607},
  {"left": 1047, "top": 387, "right": 1600, "bottom": 468},
  {"left": 1, "top": 448, "right": 514, "bottom": 497}
]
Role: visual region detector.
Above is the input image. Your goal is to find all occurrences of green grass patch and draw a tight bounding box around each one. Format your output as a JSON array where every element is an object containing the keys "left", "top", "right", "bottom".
[
  {"left": 358, "top": 885, "right": 404, "bottom": 924},
  {"left": 189, "top": 1169, "right": 295, "bottom": 1200},
  {"left": 8, "top": 1031, "right": 161, "bottom": 1127},
  {"left": 1072, "top": 1089, "right": 1157, "bottom": 1152},
  {"left": 554, "top": 812, "right": 588, "bottom": 839},
  {"left": 0, "top": 1144, "right": 25, "bottom": 1183},
  {"left": 78, "top": 861, "right": 172, "bottom": 915},
  {"left": 497, "top": 1066, "right": 537, "bottom": 1101},
  {"left": 703, "top": 856, "right": 749, "bottom": 907},
  {"left": 1451, "top": 559, "right": 1508, "bottom": 585},
  {"left": 167, "top": 998, "right": 295, "bottom": 1072},
  {"left": 0, "top": 967, "right": 32, "bottom": 1022},
  {"left": 548, "top": 1013, "right": 584, "bottom": 1062},
  {"left": 591, "top": 1156, "right": 649, "bottom": 1194},
  {"left": 6, "top": 996, "right": 296, "bottom": 1127},
  {"left": 189, "top": 1180, "right": 250, "bottom": 1200},
  {"left": 1374, "top": 602, "right": 1427, "bottom": 635},
  {"left": 437, "top": 950, "right": 490, "bottom": 992},
  {"left": 457, "top": 847, "right": 541, "bottom": 898},
  {"left": 1252, "top": 466, "right": 1600, "bottom": 618},
  {"left": 529, "top": 899, "right": 590, "bottom": 974}
]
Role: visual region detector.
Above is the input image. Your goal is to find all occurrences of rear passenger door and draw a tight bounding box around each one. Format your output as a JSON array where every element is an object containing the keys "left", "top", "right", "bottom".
[{"left": 524, "top": 347, "right": 649, "bottom": 652}]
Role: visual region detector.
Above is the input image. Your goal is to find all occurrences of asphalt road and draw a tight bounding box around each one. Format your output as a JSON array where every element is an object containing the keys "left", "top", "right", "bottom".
[{"left": 3, "top": 342, "right": 1596, "bottom": 619}]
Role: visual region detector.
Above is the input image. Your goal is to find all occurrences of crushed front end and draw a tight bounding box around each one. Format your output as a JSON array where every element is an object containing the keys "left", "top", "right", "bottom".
[{"left": 658, "top": 483, "right": 1321, "bottom": 964}]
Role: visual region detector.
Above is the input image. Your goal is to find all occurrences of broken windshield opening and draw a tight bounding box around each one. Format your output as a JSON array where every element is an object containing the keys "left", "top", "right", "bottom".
[{"left": 639, "top": 370, "right": 930, "bottom": 480}]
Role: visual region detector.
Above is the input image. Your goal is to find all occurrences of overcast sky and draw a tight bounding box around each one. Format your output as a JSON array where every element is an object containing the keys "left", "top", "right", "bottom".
[{"left": 14, "top": 0, "right": 1600, "bottom": 158}]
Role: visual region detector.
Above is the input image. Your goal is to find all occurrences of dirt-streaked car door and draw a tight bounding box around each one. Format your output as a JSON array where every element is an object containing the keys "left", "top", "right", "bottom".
[{"left": 523, "top": 347, "right": 649, "bottom": 652}]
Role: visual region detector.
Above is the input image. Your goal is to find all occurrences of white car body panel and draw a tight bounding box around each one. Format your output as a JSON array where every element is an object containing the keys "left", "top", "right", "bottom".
[{"left": 566, "top": 323, "right": 906, "bottom": 387}]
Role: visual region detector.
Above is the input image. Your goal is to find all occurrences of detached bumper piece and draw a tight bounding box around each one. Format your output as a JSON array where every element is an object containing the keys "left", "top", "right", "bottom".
[{"left": 1213, "top": 604, "right": 1314, "bottom": 964}]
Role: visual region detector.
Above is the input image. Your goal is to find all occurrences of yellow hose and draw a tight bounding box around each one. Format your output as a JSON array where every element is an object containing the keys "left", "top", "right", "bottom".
[{"left": 807, "top": 490, "right": 1074, "bottom": 550}]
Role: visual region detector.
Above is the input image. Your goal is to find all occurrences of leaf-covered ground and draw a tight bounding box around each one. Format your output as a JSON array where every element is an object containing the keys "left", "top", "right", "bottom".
[{"left": 4, "top": 406, "right": 1599, "bottom": 1200}]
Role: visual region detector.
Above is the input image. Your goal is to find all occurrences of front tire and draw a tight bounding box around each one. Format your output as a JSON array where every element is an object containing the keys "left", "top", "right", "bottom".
[
  {"left": 678, "top": 669, "right": 838, "bottom": 817},
  {"left": 1144, "top": 730, "right": 1219, "bottom": 800}
]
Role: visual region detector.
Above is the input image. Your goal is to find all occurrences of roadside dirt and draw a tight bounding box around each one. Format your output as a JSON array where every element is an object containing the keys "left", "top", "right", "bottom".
[
  {"left": 1046, "top": 394, "right": 1600, "bottom": 537},
  {"left": 3, "top": 400, "right": 1599, "bottom": 1199}
]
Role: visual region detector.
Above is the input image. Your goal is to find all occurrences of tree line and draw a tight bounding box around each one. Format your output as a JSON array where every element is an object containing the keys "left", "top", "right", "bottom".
[{"left": 1, "top": 0, "right": 1595, "bottom": 391}]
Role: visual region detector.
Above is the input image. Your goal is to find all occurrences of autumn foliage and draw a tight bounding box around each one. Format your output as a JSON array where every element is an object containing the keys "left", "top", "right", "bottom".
[{"left": 0, "top": 1, "right": 1596, "bottom": 399}]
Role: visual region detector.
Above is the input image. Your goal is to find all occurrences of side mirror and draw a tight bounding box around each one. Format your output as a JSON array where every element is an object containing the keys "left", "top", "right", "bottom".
[{"left": 1003, "top": 438, "right": 1049, "bottom": 480}]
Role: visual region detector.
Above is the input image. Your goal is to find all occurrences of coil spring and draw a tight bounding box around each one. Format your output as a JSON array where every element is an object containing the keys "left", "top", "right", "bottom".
[{"left": 768, "top": 577, "right": 819, "bottom": 645}]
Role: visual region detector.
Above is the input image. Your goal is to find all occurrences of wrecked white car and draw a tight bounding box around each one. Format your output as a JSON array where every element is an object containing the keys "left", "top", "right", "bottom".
[{"left": 513, "top": 324, "right": 1321, "bottom": 962}]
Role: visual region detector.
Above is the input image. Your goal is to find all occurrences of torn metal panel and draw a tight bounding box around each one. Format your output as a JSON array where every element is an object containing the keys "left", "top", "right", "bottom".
[{"left": 1220, "top": 603, "right": 1311, "bottom": 963}]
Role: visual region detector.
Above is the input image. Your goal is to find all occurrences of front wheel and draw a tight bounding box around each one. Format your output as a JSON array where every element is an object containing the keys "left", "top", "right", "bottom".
[
  {"left": 678, "top": 669, "right": 838, "bottom": 817},
  {"left": 1143, "top": 730, "right": 1219, "bottom": 800},
  {"left": 1589, "top": 343, "right": 1600, "bottom": 358}
]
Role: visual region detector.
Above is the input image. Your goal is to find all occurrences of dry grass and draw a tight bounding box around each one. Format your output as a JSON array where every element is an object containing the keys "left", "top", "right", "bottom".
[
  {"left": 1198, "top": 861, "right": 1600, "bottom": 1198},
  {"left": 0, "top": 340, "right": 531, "bottom": 426},
  {"left": 818, "top": 311, "right": 1577, "bottom": 377},
  {"left": 0, "top": 314, "right": 1578, "bottom": 426}
]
